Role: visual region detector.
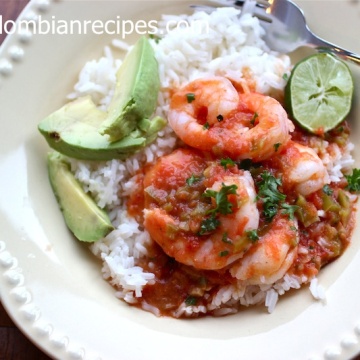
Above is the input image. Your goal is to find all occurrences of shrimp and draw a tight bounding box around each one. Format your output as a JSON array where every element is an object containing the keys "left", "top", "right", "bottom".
[
  {"left": 233, "top": 92, "right": 295, "bottom": 161},
  {"left": 230, "top": 214, "right": 299, "bottom": 285},
  {"left": 143, "top": 148, "right": 260, "bottom": 270},
  {"left": 275, "top": 140, "right": 330, "bottom": 196},
  {"left": 168, "top": 76, "right": 294, "bottom": 161}
]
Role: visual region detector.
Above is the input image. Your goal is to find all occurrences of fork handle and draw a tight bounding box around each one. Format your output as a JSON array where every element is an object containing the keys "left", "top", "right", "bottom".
[{"left": 309, "top": 33, "right": 360, "bottom": 66}]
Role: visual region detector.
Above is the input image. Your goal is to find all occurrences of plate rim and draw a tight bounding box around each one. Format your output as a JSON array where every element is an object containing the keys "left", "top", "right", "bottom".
[{"left": 1, "top": 1, "right": 360, "bottom": 360}]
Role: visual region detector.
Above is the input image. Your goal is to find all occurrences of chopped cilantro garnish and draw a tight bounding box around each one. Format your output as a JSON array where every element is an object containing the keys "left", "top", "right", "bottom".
[
  {"left": 345, "top": 168, "right": 360, "bottom": 192},
  {"left": 203, "top": 183, "right": 238, "bottom": 216},
  {"left": 281, "top": 203, "right": 299, "bottom": 220},
  {"left": 199, "top": 183, "right": 238, "bottom": 235},
  {"left": 185, "top": 295, "right": 197, "bottom": 306},
  {"left": 198, "top": 276, "right": 207, "bottom": 286},
  {"left": 186, "top": 93, "right": 195, "bottom": 103},
  {"left": 217, "top": 114, "right": 224, "bottom": 122},
  {"left": 198, "top": 216, "right": 220, "bottom": 235},
  {"left": 263, "top": 203, "right": 278, "bottom": 221},
  {"left": 220, "top": 158, "right": 236, "bottom": 170},
  {"left": 250, "top": 112, "right": 258, "bottom": 126},
  {"left": 257, "top": 171, "right": 285, "bottom": 203},
  {"left": 282, "top": 73, "right": 289, "bottom": 81},
  {"left": 221, "top": 232, "right": 233, "bottom": 244},
  {"left": 257, "top": 171, "right": 299, "bottom": 221},
  {"left": 246, "top": 229, "right": 259, "bottom": 242},
  {"left": 322, "top": 184, "right": 333, "bottom": 195},
  {"left": 238, "top": 159, "right": 254, "bottom": 170},
  {"left": 257, "top": 171, "right": 286, "bottom": 221},
  {"left": 149, "top": 34, "right": 161, "bottom": 43},
  {"left": 219, "top": 250, "right": 229, "bottom": 257},
  {"left": 203, "top": 122, "right": 210, "bottom": 129},
  {"left": 274, "top": 143, "right": 281, "bottom": 152},
  {"left": 186, "top": 174, "right": 202, "bottom": 186}
]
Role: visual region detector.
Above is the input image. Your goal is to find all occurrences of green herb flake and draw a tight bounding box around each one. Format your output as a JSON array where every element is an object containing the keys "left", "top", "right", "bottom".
[
  {"left": 274, "top": 143, "right": 281, "bottom": 152},
  {"left": 185, "top": 295, "right": 197, "bottom": 306},
  {"left": 217, "top": 114, "right": 224, "bottom": 122},
  {"left": 221, "top": 232, "right": 233, "bottom": 244},
  {"left": 345, "top": 168, "right": 360, "bottom": 192},
  {"left": 282, "top": 73, "right": 289, "bottom": 81},
  {"left": 263, "top": 204, "right": 278, "bottom": 221},
  {"left": 198, "top": 216, "right": 220, "bottom": 235},
  {"left": 220, "top": 158, "right": 236, "bottom": 170},
  {"left": 219, "top": 250, "right": 229, "bottom": 257},
  {"left": 257, "top": 172, "right": 285, "bottom": 202},
  {"left": 203, "top": 122, "right": 210, "bottom": 130},
  {"left": 281, "top": 203, "right": 299, "bottom": 220},
  {"left": 186, "top": 93, "right": 195, "bottom": 103},
  {"left": 198, "top": 276, "right": 207, "bottom": 287},
  {"left": 149, "top": 33, "right": 161, "bottom": 43},
  {"left": 238, "top": 159, "right": 254, "bottom": 170},
  {"left": 322, "top": 184, "right": 333, "bottom": 195},
  {"left": 198, "top": 183, "right": 238, "bottom": 235},
  {"left": 186, "top": 174, "right": 201, "bottom": 186},
  {"left": 246, "top": 229, "right": 259, "bottom": 242},
  {"left": 203, "top": 183, "right": 238, "bottom": 216},
  {"left": 257, "top": 171, "right": 286, "bottom": 221},
  {"left": 250, "top": 112, "right": 258, "bottom": 126}
]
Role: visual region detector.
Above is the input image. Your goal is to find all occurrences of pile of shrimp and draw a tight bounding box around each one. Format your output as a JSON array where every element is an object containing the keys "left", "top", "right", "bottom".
[{"left": 134, "top": 76, "right": 356, "bottom": 317}]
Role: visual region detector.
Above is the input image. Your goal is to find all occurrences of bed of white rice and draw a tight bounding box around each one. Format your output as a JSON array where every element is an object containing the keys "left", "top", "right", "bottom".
[{"left": 64, "top": 7, "right": 353, "bottom": 316}]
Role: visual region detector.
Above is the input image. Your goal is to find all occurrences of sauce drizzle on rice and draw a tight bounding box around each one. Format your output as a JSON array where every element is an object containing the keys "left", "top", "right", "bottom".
[{"left": 68, "top": 7, "right": 358, "bottom": 318}]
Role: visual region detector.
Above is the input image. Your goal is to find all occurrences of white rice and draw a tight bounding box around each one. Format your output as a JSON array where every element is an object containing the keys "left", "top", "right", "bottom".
[
  {"left": 152, "top": 8, "right": 290, "bottom": 94},
  {"left": 309, "top": 278, "right": 326, "bottom": 302},
  {"left": 308, "top": 136, "right": 355, "bottom": 183},
  {"left": 65, "top": 7, "right": 347, "bottom": 316},
  {"left": 67, "top": 45, "right": 121, "bottom": 111}
]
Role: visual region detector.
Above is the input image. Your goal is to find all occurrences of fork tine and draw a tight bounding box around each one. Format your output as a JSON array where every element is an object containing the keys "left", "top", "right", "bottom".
[
  {"left": 189, "top": 4, "right": 222, "bottom": 13},
  {"left": 189, "top": 1, "right": 242, "bottom": 14},
  {"left": 190, "top": 0, "right": 245, "bottom": 9},
  {"left": 190, "top": 0, "right": 268, "bottom": 13},
  {"left": 190, "top": 0, "right": 273, "bottom": 24},
  {"left": 254, "top": 0, "right": 270, "bottom": 8},
  {"left": 244, "top": 0, "right": 273, "bottom": 23}
]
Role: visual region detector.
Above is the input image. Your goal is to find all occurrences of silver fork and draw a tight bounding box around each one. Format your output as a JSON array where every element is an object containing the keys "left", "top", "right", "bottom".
[
  {"left": 251, "top": 0, "right": 360, "bottom": 65},
  {"left": 191, "top": 0, "right": 360, "bottom": 65}
]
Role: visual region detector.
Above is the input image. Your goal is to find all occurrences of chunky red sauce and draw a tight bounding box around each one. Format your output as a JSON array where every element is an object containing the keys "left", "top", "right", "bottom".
[
  {"left": 124, "top": 125, "right": 356, "bottom": 318},
  {"left": 137, "top": 242, "right": 234, "bottom": 316}
]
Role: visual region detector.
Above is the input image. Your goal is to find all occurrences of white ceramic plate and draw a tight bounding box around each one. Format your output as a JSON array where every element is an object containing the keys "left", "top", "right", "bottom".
[{"left": 1, "top": 1, "right": 360, "bottom": 359}]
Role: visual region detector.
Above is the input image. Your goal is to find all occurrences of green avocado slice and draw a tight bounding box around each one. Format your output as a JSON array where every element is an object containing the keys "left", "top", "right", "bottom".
[
  {"left": 99, "top": 36, "right": 160, "bottom": 142},
  {"left": 38, "top": 96, "right": 166, "bottom": 160},
  {"left": 47, "top": 151, "right": 114, "bottom": 242}
]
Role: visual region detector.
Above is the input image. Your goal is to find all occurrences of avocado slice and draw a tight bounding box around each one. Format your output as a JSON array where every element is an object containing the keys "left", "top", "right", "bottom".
[
  {"left": 98, "top": 36, "right": 160, "bottom": 142},
  {"left": 38, "top": 96, "right": 166, "bottom": 160},
  {"left": 47, "top": 151, "right": 114, "bottom": 242}
]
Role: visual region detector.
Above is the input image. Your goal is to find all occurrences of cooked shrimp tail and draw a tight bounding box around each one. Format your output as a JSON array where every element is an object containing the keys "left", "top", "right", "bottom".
[
  {"left": 168, "top": 76, "right": 294, "bottom": 161},
  {"left": 143, "top": 148, "right": 260, "bottom": 270}
]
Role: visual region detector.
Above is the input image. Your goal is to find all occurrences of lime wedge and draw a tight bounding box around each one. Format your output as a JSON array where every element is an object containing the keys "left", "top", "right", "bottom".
[{"left": 285, "top": 53, "right": 354, "bottom": 134}]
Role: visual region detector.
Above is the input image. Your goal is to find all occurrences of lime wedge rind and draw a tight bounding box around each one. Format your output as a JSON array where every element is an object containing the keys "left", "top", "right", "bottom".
[{"left": 285, "top": 53, "right": 354, "bottom": 134}]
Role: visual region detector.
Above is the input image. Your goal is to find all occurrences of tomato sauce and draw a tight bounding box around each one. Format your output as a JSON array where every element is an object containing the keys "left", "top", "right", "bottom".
[
  {"left": 123, "top": 122, "right": 356, "bottom": 318},
  {"left": 137, "top": 242, "right": 233, "bottom": 316},
  {"left": 127, "top": 172, "right": 146, "bottom": 223}
]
